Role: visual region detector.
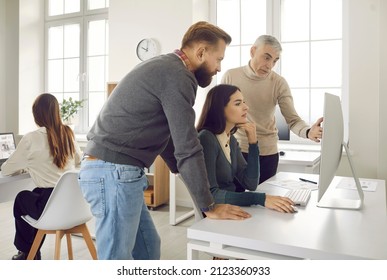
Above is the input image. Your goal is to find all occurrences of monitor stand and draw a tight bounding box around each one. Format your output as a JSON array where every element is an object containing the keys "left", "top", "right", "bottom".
[{"left": 317, "top": 142, "right": 364, "bottom": 210}]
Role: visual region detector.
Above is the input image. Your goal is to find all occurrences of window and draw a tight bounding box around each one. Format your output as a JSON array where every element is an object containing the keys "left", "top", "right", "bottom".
[
  {"left": 215, "top": 0, "right": 267, "bottom": 83},
  {"left": 45, "top": 0, "right": 109, "bottom": 133},
  {"left": 280, "top": 0, "right": 342, "bottom": 139},
  {"left": 214, "top": 0, "right": 342, "bottom": 143}
]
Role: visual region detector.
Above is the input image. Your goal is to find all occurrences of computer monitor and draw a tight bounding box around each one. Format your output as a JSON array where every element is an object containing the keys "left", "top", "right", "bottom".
[
  {"left": 275, "top": 106, "right": 290, "bottom": 141},
  {"left": 0, "top": 132, "right": 16, "bottom": 167},
  {"left": 317, "top": 93, "right": 364, "bottom": 210}
]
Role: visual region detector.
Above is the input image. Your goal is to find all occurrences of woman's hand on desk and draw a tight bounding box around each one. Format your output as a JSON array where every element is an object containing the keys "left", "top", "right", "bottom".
[
  {"left": 205, "top": 204, "right": 251, "bottom": 220},
  {"left": 264, "top": 195, "right": 296, "bottom": 213}
]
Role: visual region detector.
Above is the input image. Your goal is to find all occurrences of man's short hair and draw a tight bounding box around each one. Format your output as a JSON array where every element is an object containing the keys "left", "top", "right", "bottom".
[
  {"left": 253, "top": 35, "right": 282, "bottom": 52},
  {"left": 181, "top": 21, "right": 232, "bottom": 49}
]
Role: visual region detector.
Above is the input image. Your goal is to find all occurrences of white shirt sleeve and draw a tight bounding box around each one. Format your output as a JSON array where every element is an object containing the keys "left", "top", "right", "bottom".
[{"left": 0, "top": 135, "right": 30, "bottom": 176}]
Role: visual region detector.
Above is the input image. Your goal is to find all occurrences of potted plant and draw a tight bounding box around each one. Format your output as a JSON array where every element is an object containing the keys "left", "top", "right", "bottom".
[{"left": 60, "top": 97, "right": 85, "bottom": 125}]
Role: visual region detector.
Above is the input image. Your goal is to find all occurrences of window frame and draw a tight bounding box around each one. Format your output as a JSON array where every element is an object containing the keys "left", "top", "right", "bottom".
[
  {"left": 44, "top": 0, "right": 108, "bottom": 134},
  {"left": 80, "top": 13, "right": 109, "bottom": 133},
  {"left": 211, "top": 0, "right": 344, "bottom": 146}
]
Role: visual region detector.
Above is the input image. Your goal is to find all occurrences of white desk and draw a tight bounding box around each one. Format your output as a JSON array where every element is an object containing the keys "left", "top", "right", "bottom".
[
  {"left": 187, "top": 172, "right": 387, "bottom": 260},
  {"left": 278, "top": 151, "right": 320, "bottom": 174},
  {"left": 0, "top": 173, "right": 35, "bottom": 203}
]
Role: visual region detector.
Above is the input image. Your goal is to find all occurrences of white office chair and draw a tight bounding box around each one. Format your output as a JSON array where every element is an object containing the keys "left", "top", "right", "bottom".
[{"left": 22, "top": 170, "right": 97, "bottom": 260}]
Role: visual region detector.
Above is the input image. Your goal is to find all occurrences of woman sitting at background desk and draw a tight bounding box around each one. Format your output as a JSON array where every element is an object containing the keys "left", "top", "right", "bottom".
[
  {"left": 1, "top": 93, "right": 82, "bottom": 260},
  {"left": 196, "top": 84, "right": 294, "bottom": 213}
]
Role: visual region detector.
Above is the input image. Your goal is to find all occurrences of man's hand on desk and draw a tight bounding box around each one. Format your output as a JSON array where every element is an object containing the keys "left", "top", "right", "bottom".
[
  {"left": 265, "top": 195, "right": 296, "bottom": 213},
  {"left": 205, "top": 204, "right": 251, "bottom": 220}
]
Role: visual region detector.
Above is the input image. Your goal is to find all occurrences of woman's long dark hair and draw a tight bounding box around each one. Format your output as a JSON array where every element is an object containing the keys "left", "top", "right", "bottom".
[
  {"left": 32, "top": 93, "right": 75, "bottom": 169},
  {"left": 196, "top": 84, "right": 240, "bottom": 135}
]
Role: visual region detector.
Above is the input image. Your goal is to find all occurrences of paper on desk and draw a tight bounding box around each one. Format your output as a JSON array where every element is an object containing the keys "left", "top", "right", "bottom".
[
  {"left": 336, "top": 178, "right": 377, "bottom": 192},
  {"left": 266, "top": 180, "right": 318, "bottom": 190}
]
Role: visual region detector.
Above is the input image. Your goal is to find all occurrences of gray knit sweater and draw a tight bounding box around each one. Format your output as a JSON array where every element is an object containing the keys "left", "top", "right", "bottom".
[{"left": 85, "top": 53, "right": 213, "bottom": 208}]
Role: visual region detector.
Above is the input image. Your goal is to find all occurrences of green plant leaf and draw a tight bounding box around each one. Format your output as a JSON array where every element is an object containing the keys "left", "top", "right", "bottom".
[{"left": 60, "top": 98, "right": 86, "bottom": 123}]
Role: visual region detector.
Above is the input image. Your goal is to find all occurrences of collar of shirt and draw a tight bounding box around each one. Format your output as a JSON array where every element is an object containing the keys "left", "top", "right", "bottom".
[
  {"left": 216, "top": 131, "right": 231, "bottom": 163},
  {"left": 174, "top": 49, "right": 194, "bottom": 73}
]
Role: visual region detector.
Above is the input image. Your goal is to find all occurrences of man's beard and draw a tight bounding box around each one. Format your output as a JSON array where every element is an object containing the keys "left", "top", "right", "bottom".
[{"left": 194, "top": 63, "right": 214, "bottom": 88}]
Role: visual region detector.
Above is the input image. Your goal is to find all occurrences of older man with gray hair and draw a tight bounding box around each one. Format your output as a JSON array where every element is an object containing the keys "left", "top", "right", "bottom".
[{"left": 222, "top": 35, "right": 323, "bottom": 183}]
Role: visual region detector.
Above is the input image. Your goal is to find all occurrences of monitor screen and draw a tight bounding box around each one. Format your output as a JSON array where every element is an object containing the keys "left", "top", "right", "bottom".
[
  {"left": 275, "top": 106, "right": 290, "bottom": 141},
  {"left": 0, "top": 132, "right": 16, "bottom": 170},
  {"left": 0, "top": 132, "right": 16, "bottom": 161},
  {"left": 317, "top": 93, "right": 363, "bottom": 209}
]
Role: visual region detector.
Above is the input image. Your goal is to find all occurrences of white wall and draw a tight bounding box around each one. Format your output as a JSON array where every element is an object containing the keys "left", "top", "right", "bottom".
[
  {"left": 337, "top": 0, "right": 387, "bottom": 182},
  {"left": 0, "top": 0, "right": 5, "bottom": 130},
  {"left": 378, "top": 0, "right": 387, "bottom": 180},
  {"left": 0, "top": 0, "right": 43, "bottom": 139},
  {"left": 109, "top": 0, "right": 195, "bottom": 81},
  {"left": 18, "top": 0, "right": 44, "bottom": 135},
  {"left": 5, "top": 0, "right": 19, "bottom": 135},
  {"left": 0, "top": 0, "right": 19, "bottom": 135},
  {"left": 347, "top": 0, "right": 378, "bottom": 178}
]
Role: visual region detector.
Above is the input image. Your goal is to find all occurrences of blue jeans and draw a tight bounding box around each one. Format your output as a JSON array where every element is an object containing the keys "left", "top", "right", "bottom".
[{"left": 78, "top": 159, "right": 161, "bottom": 260}]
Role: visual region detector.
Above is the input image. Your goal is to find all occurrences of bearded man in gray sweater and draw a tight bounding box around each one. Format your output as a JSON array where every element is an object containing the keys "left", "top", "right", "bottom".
[{"left": 78, "top": 21, "right": 251, "bottom": 260}]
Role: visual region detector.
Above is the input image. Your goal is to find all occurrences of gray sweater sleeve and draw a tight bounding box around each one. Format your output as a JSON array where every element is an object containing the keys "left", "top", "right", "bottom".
[
  {"left": 159, "top": 71, "right": 214, "bottom": 209},
  {"left": 160, "top": 137, "right": 178, "bottom": 173}
]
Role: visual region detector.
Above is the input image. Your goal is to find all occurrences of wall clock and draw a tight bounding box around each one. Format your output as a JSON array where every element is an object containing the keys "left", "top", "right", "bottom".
[{"left": 136, "top": 38, "right": 160, "bottom": 61}]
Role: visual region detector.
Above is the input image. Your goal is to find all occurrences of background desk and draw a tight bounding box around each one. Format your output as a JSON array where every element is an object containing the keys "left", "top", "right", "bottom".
[
  {"left": 187, "top": 172, "right": 387, "bottom": 260},
  {"left": 0, "top": 173, "right": 35, "bottom": 203},
  {"left": 278, "top": 151, "right": 320, "bottom": 174}
]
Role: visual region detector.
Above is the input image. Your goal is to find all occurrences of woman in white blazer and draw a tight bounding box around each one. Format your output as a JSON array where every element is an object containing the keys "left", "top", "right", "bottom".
[{"left": 1, "top": 93, "right": 82, "bottom": 260}]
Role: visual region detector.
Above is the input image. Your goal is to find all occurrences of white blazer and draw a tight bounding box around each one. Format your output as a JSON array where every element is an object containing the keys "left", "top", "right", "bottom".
[{"left": 1, "top": 127, "right": 82, "bottom": 188}]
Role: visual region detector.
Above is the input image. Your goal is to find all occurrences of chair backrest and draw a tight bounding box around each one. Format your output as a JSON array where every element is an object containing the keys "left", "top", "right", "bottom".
[
  {"left": 32, "top": 170, "right": 92, "bottom": 230},
  {"left": 177, "top": 174, "right": 204, "bottom": 221}
]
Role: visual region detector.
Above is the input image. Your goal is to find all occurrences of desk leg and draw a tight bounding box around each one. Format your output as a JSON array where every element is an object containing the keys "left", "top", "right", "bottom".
[
  {"left": 169, "top": 173, "right": 195, "bottom": 226},
  {"left": 305, "top": 162, "right": 320, "bottom": 174},
  {"left": 187, "top": 241, "right": 199, "bottom": 260},
  {"left": 169, "top": 172, "right": 177, "bottom": 225}
]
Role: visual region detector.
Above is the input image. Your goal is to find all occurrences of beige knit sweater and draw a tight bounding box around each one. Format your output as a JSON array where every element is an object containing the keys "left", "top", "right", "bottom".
[{"left": 221, "top": 63, "right": 309, "bottom": 156}]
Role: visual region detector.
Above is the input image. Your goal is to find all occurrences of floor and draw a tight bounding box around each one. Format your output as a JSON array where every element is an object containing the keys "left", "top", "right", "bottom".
[{"left": 0, "top": 201, "right": 210, "bottom": 260}]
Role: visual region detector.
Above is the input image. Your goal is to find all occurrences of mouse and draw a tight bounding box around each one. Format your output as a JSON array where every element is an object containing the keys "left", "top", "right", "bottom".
[
  {"left": 290, "top": 205, "right": 298, "bottom": 212},
  {"left": 279, "top": 151, "right": 285, "bottom": 156}
]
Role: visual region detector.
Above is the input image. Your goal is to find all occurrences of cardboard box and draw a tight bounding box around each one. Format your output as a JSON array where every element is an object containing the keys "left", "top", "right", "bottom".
[{"left": 144, "top": 185, "right": 154, "bottom": 205}]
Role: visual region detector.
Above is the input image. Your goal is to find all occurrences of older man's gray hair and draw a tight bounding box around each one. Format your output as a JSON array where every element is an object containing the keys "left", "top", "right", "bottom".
[{"left": 253, "top": 35, "right": 282, "bottom": 52}]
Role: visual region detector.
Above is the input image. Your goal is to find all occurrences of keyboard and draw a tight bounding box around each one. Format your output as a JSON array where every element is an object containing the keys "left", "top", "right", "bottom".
[{"left": 284, "top": 188, "right": 312, "bottom": 207}]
